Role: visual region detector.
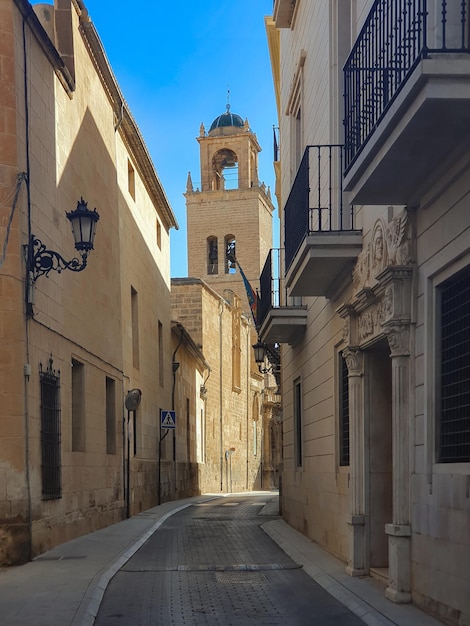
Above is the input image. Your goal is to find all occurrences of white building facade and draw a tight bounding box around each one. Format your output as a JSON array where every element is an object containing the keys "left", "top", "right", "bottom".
[{"left": 263, "top": 1, "right": 470, "bottom": 623}]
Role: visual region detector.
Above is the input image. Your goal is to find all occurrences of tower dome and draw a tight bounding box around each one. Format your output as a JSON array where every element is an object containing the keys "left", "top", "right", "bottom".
[{"left": 209, "top": 104, "right": 245, "bottom": 135}]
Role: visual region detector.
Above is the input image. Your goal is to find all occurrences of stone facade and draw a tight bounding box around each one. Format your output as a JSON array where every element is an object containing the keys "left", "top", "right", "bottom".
[
  {"left": 268, "top": 0, "right": 470, "bottom": 623},
  {"left": 171, "top": 279, "right": 278, "bottom": 494},
  {"left": 176, "top": 108, "right": 281, "bottom": 495},
  {"left": 0, "top": 0, "right": 176, "bottom": 564}
]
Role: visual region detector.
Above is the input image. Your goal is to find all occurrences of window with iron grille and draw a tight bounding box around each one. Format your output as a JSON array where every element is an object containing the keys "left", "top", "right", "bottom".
[
  {"left": 40, "top": 358, "right": 61, "bottom": 499},
  {"left": 339, "top": 355, "right": 350, "bottom": 466},
  {"left": 294, "top": 378, "right": 302, "bottom": 467},
  {"left": 438, "top": 265, "right": 470, "bottom": 463}
]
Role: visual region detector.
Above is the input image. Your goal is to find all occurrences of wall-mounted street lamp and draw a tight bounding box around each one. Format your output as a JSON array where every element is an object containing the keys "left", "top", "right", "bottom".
[
  {"left": 28, "top": 197, "right": 99, "bottom": 282},
  {"left": 200, "top": 367, "right": 211, "bottom": 398},
  {"left": 252, "top": 341, "right": 273, "bottom": 375}
]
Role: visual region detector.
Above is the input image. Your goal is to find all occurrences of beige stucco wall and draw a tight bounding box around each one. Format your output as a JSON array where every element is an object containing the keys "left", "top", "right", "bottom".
[
  {"left": 412, "top": 165, "right": 470, "bottom": 623},
  {"left": 274, "top": 1, "right": 470, "bottom": 623},
  {"left": 277, "top": 0, "right": 355, "bottom": 562},
  {"left": 0, "top": 0, "right": 175, "bottom": 563}
]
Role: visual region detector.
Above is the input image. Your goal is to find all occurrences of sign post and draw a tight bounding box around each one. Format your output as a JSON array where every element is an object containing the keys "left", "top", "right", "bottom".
[{"left": 158, "top": 410, "right": 176, "bottom": 504}]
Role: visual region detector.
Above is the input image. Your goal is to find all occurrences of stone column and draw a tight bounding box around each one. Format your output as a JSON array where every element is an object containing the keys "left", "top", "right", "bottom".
[
  {"left": 343, "top": 347, "right": 367, "bottom": 576},
  {"left": 384, "top": 323, "right": 412, "bottom": 603}
]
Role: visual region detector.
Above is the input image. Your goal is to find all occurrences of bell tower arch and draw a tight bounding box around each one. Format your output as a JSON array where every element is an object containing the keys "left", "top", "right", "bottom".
[{"left": 185, "top": 104, "right": 275, "bottom": 316}]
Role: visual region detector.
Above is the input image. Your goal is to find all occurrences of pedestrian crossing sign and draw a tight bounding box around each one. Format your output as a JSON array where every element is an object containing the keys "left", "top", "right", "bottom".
[{"left": 160, "top": 410, "right": 176, "bottom": 429}]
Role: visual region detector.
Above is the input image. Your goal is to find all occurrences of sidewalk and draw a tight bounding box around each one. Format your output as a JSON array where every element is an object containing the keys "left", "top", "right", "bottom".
[{"left": 0, "top": 493, "right": 443, "bottom": 626}]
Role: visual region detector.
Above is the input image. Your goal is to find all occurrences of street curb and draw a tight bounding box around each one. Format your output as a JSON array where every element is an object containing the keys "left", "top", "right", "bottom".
[
  {"left": 74, "top": 502, "right": 192, "bottom": 626},
  {"left": 261, "top": 519, "right": 443, "bottom": 626}
]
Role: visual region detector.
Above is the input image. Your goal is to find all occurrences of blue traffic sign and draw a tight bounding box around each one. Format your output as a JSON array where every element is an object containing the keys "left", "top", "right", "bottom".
[{"left": 160, "top": 410, "right": 176, "bottom": 429}]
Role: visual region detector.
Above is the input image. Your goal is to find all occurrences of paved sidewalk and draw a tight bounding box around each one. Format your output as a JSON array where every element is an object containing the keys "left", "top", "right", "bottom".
[{"left": 0, "top": 492, "right": 443, "bottom": 626}]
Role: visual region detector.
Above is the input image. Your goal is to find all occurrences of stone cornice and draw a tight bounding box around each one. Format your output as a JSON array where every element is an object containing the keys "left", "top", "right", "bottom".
[
  {"left": 14, "top": 0, "right": 75, "bottom": 95},
  {"left": 77, "top": 14, "right": 178, "bottom": 230}
]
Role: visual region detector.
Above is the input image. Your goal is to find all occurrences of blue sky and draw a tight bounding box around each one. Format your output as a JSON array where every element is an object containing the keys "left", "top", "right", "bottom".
[{"left": 82, "top": 0, "right": 278, "bottom": 277}]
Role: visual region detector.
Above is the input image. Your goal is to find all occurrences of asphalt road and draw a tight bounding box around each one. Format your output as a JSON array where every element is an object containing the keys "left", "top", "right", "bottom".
[{"left": 95, "top": 494, "right": 365, "bottom": 625}]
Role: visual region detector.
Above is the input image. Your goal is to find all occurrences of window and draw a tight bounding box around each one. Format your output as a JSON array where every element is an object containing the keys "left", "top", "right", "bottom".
[
  {"left": 207, "top": 236, "right": 218, "bottom": 274},
  {"left": 339, "top": 355, "right": 350, "bottom": 466},
  {"left": 71, "top": 359, "right": 85, "bottom": 452},
  {"left": 437, "top": 265, "right": 470, "bottom": 463},
  {"left": 196, "top": 407, "right": 204, "bottom": 464},
  {"left": 186, "top": 398, "right": 191, "bottom": 461},
  {"left": 253, "top": 421, "right": 258, "bottom": 456},
  {"left": 131, "top": 287, "right": 139, "bottom": 369},
  {"left": 40, "top": 358, "right": 61, "bottom": 499},
  {"left": 225, "top": 235, "right": 236, "bottom": 274},
  {"left": 133, "top": 410, "right": 137, "bottom": 456},
  {"left": 128, "top": 159, "right": 135, "bottom": 200},
  {"left": 253, "top": 395, "right": 260, "bottom": 456},
  {"left": 232, "top": 296, "right": 241, "bottom": 390},
  {"left": 106, "top": 377, "right": 116, "bottom": 454},
  {"left": 158, "top": 320, "right": 164, "bottom": 387},
  {"left": 294, "top": 378, "right": 303, "bottom": 467},
  {"left": 156, "top": 220, "right": 162, "bottom": 249},
  {"left": 287, "top": 51, "right": 305, "bottom": 179}
]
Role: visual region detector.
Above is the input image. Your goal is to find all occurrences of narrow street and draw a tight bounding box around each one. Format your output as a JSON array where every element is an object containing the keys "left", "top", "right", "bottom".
[{"left": 95, "top": 494, "right": 364, "bottom": 625}]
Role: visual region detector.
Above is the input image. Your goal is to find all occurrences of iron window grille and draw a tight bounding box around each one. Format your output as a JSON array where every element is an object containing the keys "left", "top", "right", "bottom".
[
  {"left": 40, "top": 357, "right": 62, "bottom": 499},
  {"left": 438, "top": 264, "right": 470, "bottom": 463},
  {"left": 339, "top": 355, "right": 350, "bottom": 466}
]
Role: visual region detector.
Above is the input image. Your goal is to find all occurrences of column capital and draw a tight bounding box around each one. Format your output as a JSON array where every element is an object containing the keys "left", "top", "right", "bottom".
[
  {"left": 383, "top": 322, "right": 410, "bottom": 357},
  {"left": 342, "top": 347, "right": 363, "bottom": 375}
]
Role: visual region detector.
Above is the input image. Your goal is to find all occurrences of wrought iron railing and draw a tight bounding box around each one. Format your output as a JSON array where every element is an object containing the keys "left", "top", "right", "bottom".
[
  {"left": 258, "top": 248, "right": 303, "bottom": 329},
  {"left": 284, "top": 145, "right": 355, "bottom": 271},
  {"left": 344, "top": 0, "right": 470, "bottom": 169}
]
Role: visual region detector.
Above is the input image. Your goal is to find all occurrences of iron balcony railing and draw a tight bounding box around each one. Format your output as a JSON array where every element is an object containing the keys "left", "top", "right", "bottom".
[
  {"left": 344, "top": 0, "right": 470, "bottom": 170},
  {"left": 258, "top": 248, "right": 303, "bottom": 329},
  {"left": 284, "top": 144, "right": 355, "bottom": 271}
]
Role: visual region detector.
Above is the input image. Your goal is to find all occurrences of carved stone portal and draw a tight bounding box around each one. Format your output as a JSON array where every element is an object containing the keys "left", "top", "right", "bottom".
[{"left": 339, "top": 209, "right": 415, "bottom": 602}]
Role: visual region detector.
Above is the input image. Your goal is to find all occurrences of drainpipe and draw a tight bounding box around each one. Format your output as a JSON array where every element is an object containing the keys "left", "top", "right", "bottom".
[{"left": 22, "top": 15, "right": 33, "bottom": 561}]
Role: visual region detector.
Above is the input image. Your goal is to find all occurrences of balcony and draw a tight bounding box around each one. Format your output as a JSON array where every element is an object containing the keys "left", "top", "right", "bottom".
[
  {"left": 273, "top": 0, "right": 297, "bottom": 28},
  {"left": 343, "top": 0, "right": 470, "bottom": 205},
  {"left": 257, "top": 248, "right": 307, "bottom": 346},
  {"left": 284, "top": 145, "right": 362, "bottom": 299}
]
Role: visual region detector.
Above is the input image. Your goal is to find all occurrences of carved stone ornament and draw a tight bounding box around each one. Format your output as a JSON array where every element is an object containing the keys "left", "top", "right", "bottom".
[
  {"left": 359, "top": 310, "right": 374, "bottom": 341},
  {"left": 353, "top": 209, "right": 414, "bottom": 293},
  {"left": 357, "top": 295, "right": 395, "bottom": 342},
  {"left": 383, "top": 323, "right": 410, "bottom": 357},
  {"left": 342, "top": 348, "right": 363, "bottom": 374}
]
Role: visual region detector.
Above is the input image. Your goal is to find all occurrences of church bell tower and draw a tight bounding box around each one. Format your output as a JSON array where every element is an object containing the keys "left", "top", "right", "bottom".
[{"left": 185, "top": 104, "right": 275, "bottom": 316}]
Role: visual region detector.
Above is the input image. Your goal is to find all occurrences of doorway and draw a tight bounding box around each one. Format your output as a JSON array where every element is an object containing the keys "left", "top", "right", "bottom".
[{"left": 366, "top": 338, "right": 392, "bottom": 576}]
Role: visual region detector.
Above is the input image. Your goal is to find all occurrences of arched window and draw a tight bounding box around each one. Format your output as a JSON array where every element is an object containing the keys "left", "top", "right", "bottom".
[
  {"left": 207, "top": 236, "right": 218, "bottom": 274},
  {"left": 211, "top": 148, "right": 239, "bottom": 190},
  {"left": 225, "top": 235, "right": 236, "bottom": 274}
]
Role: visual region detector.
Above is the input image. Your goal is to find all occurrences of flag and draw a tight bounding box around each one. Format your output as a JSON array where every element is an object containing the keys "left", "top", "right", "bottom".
[{"left": 236, "top": 261, "right": 258, "bottom": 328}]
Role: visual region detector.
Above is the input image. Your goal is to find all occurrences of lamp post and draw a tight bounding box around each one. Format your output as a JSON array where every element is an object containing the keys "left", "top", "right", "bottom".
[
  {"left": 26, "top": 198, "right": 99, "bottom": 316},
  {"left": 252, "top": 341, "right": 273, "bottom": 374}
]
